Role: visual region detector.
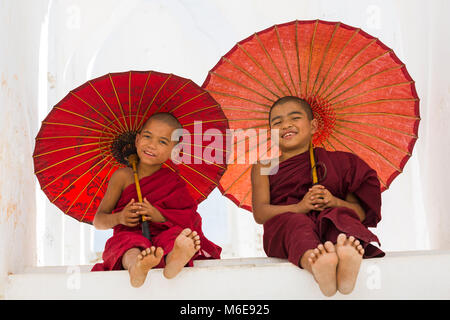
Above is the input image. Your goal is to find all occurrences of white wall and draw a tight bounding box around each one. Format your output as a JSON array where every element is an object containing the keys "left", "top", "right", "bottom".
[
  {"left": 0, "top": 0, "right": 50, "bottom": 296},
  {"left": 1, "top": 0, "right": 448, "bottom": 277}
]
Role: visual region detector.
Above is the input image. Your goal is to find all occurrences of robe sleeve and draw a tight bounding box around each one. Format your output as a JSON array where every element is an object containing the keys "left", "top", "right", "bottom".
[
  {"left": 150, "top": 177, "right": 200, "bottom": 231},
  {"left": 343, "top": 153, "right": 382, "bottom": 228}
]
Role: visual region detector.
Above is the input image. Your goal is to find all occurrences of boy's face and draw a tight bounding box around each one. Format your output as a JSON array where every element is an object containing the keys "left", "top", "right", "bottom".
[
  {"left": 135, "top": 119, "right": 178, "bottom": 166},
  {"left": 269, "top": 101, "right": 317, "bottom": 152}
]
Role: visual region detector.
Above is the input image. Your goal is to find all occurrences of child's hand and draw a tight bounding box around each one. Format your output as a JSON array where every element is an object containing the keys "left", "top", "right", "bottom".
[
  {"left": 133, "top": 197, "right": 156, "bottom": 222},
  {"left": 308, "top": 184, "right": 338, "bottom": 211},
  {"left": 118, "top": 198, "right": 141, "bottom": 227}
]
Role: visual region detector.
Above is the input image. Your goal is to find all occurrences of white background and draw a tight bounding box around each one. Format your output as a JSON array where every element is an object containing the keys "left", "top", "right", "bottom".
[{"left": 1, "top": 0, "right": 449, "bottom": 272}]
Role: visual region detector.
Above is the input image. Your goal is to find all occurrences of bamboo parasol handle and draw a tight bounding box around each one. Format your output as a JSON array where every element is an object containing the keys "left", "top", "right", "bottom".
[{"left": 127, "top": 154, "right": 151, "bottom": 240}]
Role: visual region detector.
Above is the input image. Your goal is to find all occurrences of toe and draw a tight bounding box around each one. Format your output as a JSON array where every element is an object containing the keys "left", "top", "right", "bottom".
[
  {"left": 317, "top": 244, "right": 326, "bottom": 254},
  {"left": 354, "top": 240, "right": 360, "bottom": 247},
  {"left": 348, "top": 236, "right": 355, "bottom": 244},
  {"left": 155, "top": 247, "right": 164, "bottom": 258},
  {"left": 181, "top": 228, "right": 192, "bottom": 236},
  {"left": 324, "top": 241, "right": 336, "bottom": 253},
  {"left": 337, "top": 233, "right": 346, "bottom": 246},
  {"left": 313, "top": 248, "right": 320, "bottom": 256}
]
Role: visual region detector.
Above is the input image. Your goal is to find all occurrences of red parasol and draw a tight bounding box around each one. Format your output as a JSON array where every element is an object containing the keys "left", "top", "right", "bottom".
[
  {"left": 202, "top": 19, "right": 420, "bottom": 212},
  {"left": 34, "top": 70, "right": 229, "bottom": 224}
]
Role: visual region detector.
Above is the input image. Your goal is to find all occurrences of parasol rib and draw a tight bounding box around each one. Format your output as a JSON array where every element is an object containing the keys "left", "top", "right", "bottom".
[
  {"left": 80, "top": 164, "right": 116, "bottom": 223},
  {"left": 275, "top": 25, "right": 298, "bottom": 96},
  {"left": 313, "top": 28, "right": 360, "bottom": 98},
  {"left": 222, "top": 57, "right": 281, "bottom": 99},
  {"left": 87, "top": 81, "right": 127, "bottom": 132}
]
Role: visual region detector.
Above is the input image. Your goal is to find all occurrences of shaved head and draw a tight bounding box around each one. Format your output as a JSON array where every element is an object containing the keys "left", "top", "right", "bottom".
[{"left": 141, "top": 112, "right": 182, "bottom": 132}]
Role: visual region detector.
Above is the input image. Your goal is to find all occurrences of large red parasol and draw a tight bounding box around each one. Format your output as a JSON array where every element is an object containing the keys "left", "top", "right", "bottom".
[
  {"left": 34, "top": 70, "right": 229, "bottom": 224},
  {"left": 202, "top": 19, "right": 420, "bottom": 212}
]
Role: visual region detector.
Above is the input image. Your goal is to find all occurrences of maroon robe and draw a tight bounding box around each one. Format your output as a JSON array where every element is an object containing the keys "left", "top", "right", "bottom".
[
  {"left": 264, "top": 147, "right": 384, "bottom": 268},
  {"left": 92, "top": 167, "right": 222, "bottom": 271}
]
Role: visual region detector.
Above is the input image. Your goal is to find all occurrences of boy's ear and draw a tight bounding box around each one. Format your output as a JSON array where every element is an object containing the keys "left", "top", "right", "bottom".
[{"left": 310, "top": 118, "right": 318, "bottom": 135}]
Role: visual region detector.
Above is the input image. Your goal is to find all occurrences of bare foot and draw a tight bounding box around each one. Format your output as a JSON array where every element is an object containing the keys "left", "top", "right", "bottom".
[
  {"left": 336, "top": 233, "right": 364, "bottom": 294},
  {"left": 163, "top": 228, "right": 201, "bottom": 279},
  {"left": 129, "top": 246, "right": 164, "bottom": 288},
  {"left": 308, "top": 241, "right": 338, "bottom": 297}
]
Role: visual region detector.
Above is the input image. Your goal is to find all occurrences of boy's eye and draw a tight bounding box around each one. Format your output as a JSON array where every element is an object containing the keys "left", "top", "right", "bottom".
[
  {"left": 273, "top": 121, "right": 281, "bottom": 126},
  {"left": 160, "top": 140, "right": 167, "bottom": 145}
]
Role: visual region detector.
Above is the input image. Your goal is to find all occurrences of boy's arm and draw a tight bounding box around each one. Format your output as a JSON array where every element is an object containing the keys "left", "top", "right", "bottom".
[
  {"left": 251, "top": 162, "right": 305, "bottom": 224},
  {"left": 93, "top": 169, "right": 138, "bottom": 230}
]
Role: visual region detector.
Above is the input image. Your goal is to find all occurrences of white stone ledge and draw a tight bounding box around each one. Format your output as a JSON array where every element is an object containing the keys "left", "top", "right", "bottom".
[{"left": 4, "top": 251, "right": 450, "bottom": 299}]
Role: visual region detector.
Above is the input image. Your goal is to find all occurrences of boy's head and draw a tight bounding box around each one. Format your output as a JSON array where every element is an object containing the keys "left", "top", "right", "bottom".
[
  {"left": 269, "top": 96, "right": 318, "bottom": 152},
  {"left": 135, "top": 112, "right": 182, "bottom": 166}
]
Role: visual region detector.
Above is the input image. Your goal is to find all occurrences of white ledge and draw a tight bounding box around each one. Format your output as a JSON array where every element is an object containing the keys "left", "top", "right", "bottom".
[{"left": 4, "top": 251, "right": 450, "bottom": 299}]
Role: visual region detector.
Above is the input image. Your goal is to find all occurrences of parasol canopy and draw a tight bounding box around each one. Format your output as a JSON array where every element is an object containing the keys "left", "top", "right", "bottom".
[
  {"left": 202, "top": 19, "right": 420, "bottom": 212},
  {"left": 34, "top": 70, "right": 229, "bottom": 224}
]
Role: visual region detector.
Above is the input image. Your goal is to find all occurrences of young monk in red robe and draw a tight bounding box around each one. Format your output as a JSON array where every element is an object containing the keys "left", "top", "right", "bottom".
[
  {"left": 91, "top": 112, "right": 221, "bottom": 287},
  {"left": 251, "top": 96, "right": 384, "bottom": 297}
]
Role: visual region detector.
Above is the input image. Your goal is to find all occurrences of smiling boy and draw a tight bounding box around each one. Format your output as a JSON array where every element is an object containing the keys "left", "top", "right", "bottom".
[
  {"left": 92, "top": 112, "right": 221, "bottom": 287},
  {"left": 251, "top": 96, "right": 384, "bottom": 296}
]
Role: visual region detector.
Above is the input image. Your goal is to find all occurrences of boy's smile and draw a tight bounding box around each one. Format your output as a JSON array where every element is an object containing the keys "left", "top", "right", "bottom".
[
  {"left": 269, "top": 100, "right": 318, "bottom": 154},
  {"left": 135, "top": 119, "right": 178, "bottom": 166}
]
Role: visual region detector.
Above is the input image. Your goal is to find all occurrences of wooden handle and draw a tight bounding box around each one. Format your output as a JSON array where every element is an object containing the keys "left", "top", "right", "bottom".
[{"left": 309, "top": 141, "right": 318, "bottom": 185}]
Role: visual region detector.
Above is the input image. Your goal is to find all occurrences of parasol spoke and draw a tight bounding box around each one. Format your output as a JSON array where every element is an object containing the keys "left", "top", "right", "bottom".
[
  {"left": 42, "top": 121, "right": 115, "bottom": 136},
  {"left": 335, "top": 118, "right": 418, "bottom": 138},
  {"left": 327, "top": 133, "right": 388, "bottom": 188},
  {"left": 128, "top": 72, "right": 133, "bottom": 130},
  {"left": 42, "top": 153, "right": 105, "bottom": 191},
  {"left": 35, "top": 145, "right": 110, "bottom": 175},
  {"left": 176, "top": 104, "right": 220, "bottom": 119},
  {"left": 336, "top": 111, "right": 420, "bottom": 119},
  {"left": 136, "top": 74, "right": 173, "bottom": 130},
  {"left": 305, "top": 20, "right": 319, "bottom": 97},
  {"left": 254, "top": 32, "right": 293, "bottom": 96},
  {"left": 326, "top": 64, "right": 405, "bottom": 103},
  {"left": 333, "top": 128, "right": 402, "bottom": 173},
  {"left": 33, "top": 141, "right": 111, "bottom": 158},
  {"left": 70, "top": 92, "right": 123, "bottom": 134},
  {"left": 169, "top": 91, "right": 208, "bottom": 114},
  {"left": 223, "top": 136, "right": 274, "bottom": 195},
  {"left": 323, "top": 50, "right": 393, "bottom": 100},
  {"left": 36, "top": 135, "right": 113, "bottom": 141},
  {"left": 133, "top": 71, "right": 152, "bottom": 132},
  {"left": 318, "top": 38, "right": 378, "bottom": 98},
  {"left": 323, "top": 138, "right": 337, "bottom": 151},
  {"left": 330, "top": 81, "right": 414, "bottom": 106},
  {"left": 155, "top": 80, "right": 192, "bottom": 113},
  {"left": 334, "top": 123, "right": 411, "bottom": 156},
  {"left": 221, "top": 106, "right": 269, "bottom": 115},
  {"left": 50, "top": 156, "right": 111, "bottom": 201},
  {"left": 334, "top": 98, "right": 419, "bottom": 112},
  {"left": 178, "top": 150, "right": 226, "bottom": 170},
  {"left": 80, "top": 164, "right": 116, "bottom": 223},
  {"left": 179, "top": 163, "right": 220, "bottom": 186},
  {"left": 221, "top": 57, "right": 281, "bottom": 99},
  {"left": 206, "top": 90, "right": 271, "bottom": 108},
  {"left": 66, "top": 156, "right": 115, "bottom": 216},
  {"left": 209, "top": 71, "right": 275, "bottom": 103},
  {"left": 163, "top": 164, "right": 207, "bottom": 200},
  {"left": 53, "top": 107, "right": 120, "bottom": 135},
  {"left": 313, "top": 28, "right": 360, "bottom": 98},
  {"left": 275, "top": 25, "right": 298, "bottom": 96},
  {"left": 87, "top": 81, "right": 127, "bottom": 132},
  {"left": 295, "top": 20, "right": 302, "bottom": 96},
  {"left": 310, "top": 22, "right": 340, "bottom": 96},
  {"left": 109, "top": 74, "right": 130, "bottom": 132},
  {"left": 237, "top": 43, "right": 287, "bottom": 97},
  {"left": 183, "top": 118, "right": 229, "bottom": 128}
]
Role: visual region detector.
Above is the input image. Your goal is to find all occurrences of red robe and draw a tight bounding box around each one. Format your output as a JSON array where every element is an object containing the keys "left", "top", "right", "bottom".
[
  {"left": 264, "top": 147, "right": 384, "bottom": 268},
  {"left": 92, "top": 167, "right": 222, "bottom": 271}
]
